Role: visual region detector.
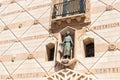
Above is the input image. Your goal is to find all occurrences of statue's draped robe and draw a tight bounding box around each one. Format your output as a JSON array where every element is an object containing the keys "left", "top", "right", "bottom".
[{"left": 62, "top": 35, "right": 73, "bottom": 57}]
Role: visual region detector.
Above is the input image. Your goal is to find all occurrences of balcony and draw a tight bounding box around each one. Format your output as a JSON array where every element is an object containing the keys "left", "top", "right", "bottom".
[{"left": 51, "top": 0, "right": 90, "bottom": 27}]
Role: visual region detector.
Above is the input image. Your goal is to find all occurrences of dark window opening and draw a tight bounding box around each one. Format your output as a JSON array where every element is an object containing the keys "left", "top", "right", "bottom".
[
  {"left": 46, "top": 43, "right": 55, "bottom": 61},
  {"left": 85, "top": 42, "right": 94, "bottom": 57},
  {"left": 48, "top": 47, "right": 55, "bottom": 61}
]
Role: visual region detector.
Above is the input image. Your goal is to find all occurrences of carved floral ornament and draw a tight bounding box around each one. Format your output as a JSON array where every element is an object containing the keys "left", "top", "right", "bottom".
[
  {"left": 108, "top": 43, "right": 116, "bottom": 51},
  {"left": 106, "top": 5, "right": 113, "bottom": 11}
]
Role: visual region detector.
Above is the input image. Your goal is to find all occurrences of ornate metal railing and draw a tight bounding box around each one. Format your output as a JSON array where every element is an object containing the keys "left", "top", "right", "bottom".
[{"left": 52, "top": 0, "right": 86, "bottom": 19}]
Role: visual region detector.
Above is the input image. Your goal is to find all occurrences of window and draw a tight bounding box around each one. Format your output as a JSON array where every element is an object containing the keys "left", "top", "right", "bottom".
[
  {"left": 83, "top": 38, "right": 94, "bottom": 57},
  {"left": 46, "top": 43, "right": 55, "bottom": 61},
  {"left": 85, "top": 42, "right": 94, "bottom": 57},
  {"left": 49, "top": 47, "right": 55, "bottom": 61}
]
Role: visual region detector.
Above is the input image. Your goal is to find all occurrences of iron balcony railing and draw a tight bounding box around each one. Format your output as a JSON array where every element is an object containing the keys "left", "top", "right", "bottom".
[{"left": 52, "top": 0, "right": 86, "bottom": 19}]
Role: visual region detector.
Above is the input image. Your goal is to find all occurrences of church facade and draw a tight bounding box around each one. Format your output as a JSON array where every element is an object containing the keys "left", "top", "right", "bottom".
[{"left": 0, "top": 0, "right": 120, "bottom": 80}]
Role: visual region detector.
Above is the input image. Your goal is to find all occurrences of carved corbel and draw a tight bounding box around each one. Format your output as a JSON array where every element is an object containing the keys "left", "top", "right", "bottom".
[
  {"left": 76, "top": 17, "right": 81, "bottom": 22},
  {"left": 66, "top": 18, "right": 71, "bottom": 23}
]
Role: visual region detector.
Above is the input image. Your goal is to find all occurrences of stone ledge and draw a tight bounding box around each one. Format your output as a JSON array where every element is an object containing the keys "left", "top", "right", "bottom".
[{"left": 52, "top": 13, "right": 86, "bottom": 25}]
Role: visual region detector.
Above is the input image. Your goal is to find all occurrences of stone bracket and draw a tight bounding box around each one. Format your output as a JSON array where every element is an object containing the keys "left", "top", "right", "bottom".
[
  {"left": 52, "top": 14, "right": 86, "bottom": 25},
  {"left": 56, "top": 58, "right": 77, "bottom": 69}
]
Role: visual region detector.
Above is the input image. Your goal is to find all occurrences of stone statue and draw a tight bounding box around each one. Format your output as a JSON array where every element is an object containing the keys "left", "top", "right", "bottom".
[{"left": 61, "top": 31, "right": 73, "bottom": 59}]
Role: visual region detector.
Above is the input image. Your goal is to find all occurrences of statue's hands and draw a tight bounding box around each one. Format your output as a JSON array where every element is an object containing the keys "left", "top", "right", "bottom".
[{"left": 60, "top": 43, "right": 64, "bottom": 47}]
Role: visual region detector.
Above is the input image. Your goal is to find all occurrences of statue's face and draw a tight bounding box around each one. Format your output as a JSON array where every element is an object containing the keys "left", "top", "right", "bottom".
[{"left": 66, "top": 31, "right": 70, "bottom": 35}]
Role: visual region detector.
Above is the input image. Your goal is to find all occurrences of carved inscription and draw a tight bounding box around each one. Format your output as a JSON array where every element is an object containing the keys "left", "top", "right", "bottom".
[{"left": 91, "top": 22, "right": 120, "bottom": 30}]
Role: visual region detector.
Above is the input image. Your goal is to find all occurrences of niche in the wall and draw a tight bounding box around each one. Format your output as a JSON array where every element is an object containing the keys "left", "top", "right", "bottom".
[
  {"left": 83, "top": 37, "right": 94, "bottom": 57},
  {"left": 60, "top": 26, "right": 75, "bottom": 59},
  {"left": 46, "top": 43, "right": 55, "bottom": 61}
]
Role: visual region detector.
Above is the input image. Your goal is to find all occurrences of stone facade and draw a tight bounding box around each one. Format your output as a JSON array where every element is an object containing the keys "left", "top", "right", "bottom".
[{"left": 0, "top": 0, "right": 120, "bottom": 80}]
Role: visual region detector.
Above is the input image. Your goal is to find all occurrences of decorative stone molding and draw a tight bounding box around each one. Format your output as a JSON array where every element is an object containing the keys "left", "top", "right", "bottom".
[
  {"left": 18, "top": 24, "right": 22, "bottom": 28},
  {"left": 27, "top": 54, "right": 34, "bottom": 59},
  {"left": 76, "top": 16, "right": 81, "bottom": 22},
  {"left": 85, "top": 71, "right": 92, "bottom": 75},
  {"left": 3, "top": 26, "right": 9, "bottom": 30},
  {"left": 11, "top": 55, "right": 16, "bottom": 62},
  {"left": 108, "top": 43, "right": 116, "bottom": 51},
  {"left": 52, "top": 14, "right": 86, "bottom": 26},
  {"left": 66, "top": 18, "right": 72, "bottom": 23},
  {"left": 34, "top": 20, "right": 39, "bottom": 25},
  {"left": 106, "top": 5, "right": 113, "bottom": 11},
  {"left": 56, "top": 21, "right": 62, "bottom": 25}
]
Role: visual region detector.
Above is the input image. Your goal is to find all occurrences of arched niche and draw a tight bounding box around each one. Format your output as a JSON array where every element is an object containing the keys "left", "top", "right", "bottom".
[
  {"left": 83, "top": 37, "right": 94, "bottom": 57},
  {"left": 46, "top": 43, "right": 55, "bottom": 61},
  {"left": 59, "top": 26, "right": 76, "bottom": 59}
]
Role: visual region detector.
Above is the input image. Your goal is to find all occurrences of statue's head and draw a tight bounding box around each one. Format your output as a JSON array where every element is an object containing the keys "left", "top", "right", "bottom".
[{"left": 66, "top": 31, "right": 70, "bottom": 35}]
